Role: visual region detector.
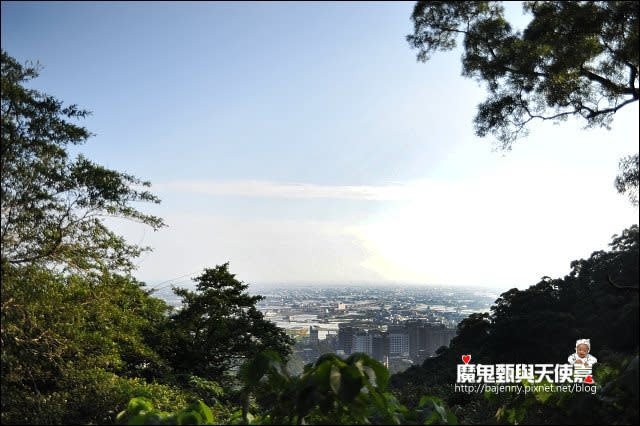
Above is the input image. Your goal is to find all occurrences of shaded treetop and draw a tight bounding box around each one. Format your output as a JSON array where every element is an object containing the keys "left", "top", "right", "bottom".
[
  {"left": 160, "top": 263, "right": 294, "bottom": 379},
  {"left": 408, "top": 1, "right": 639, "bottom": 147}
]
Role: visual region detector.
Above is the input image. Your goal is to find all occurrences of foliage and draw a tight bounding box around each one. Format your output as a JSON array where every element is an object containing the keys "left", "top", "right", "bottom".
[
  {"left": 184, "top": 375, "right": 226, "bottom": 408},
  {"left": 481, "top": 355, "right": 639, "bottom": 425},
  {"left": 158, "top": 263, "right": 295, "bottom": 380},
  {"left": 0, "top": 260, "right": 199, "bottom": 424},
  {"left": 615, "top": 153, "right": 639, "bottom": 206},
  {"left": 1, "top": 49, "right": 164, "bottom": 274},
  {"left": 119, "top": 351, "right": 458, "bottom": 425},
  {"left": 408, "top": 1, "right": 639, "bottom": 147},
  {"left": 1, "top": 259, "right": 301, "bottom": 424},
  {"left": 1, "top": 259, "right": 300, "bottom": 425},
  {"left": 116, "top": 397, "right": 221, "bottom": 425},
  {"left": 390, "top": 225, "right": 639, "bottom": 424},
  {"left": 15, "top": 369, "right": 196, "bottom": 425},
  {"left": 407, "top": 1, "right": 639, "bottom": 204},
  {"left": 1, "top": 261, "right": 170, "bottom": 379}
]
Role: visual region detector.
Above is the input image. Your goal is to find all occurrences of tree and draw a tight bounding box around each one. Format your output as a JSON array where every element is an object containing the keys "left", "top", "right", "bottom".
[
  {"left": 159, "top": 263, "right": 295, "bottom": 380},
  {"left": 407, "top": 1, "right": 639, "bottom": 202},
  {"left": 615, "top": 153, "right": 639, "bottom": 206},
  {"left": 1, "top": 50, "right": 164, "bottom": 274},
  {"left": 0, "top": 260, "right": 188, "bottom": 424}
]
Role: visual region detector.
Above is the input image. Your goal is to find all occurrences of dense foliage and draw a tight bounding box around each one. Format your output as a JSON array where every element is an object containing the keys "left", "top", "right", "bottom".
[
  {"left": 117, "top": 351, "right": 458, "bottom": 425},
  {"left": 0, "top": 261, "right": 193, "bottom": 424},
  {"left": 390, "top": 225, "right": 639, "bottom": 424},
  {"left": 408, "top": 1, "right": 639, "bottom": 204},
  {"left": 408, "top": 1, "right": 639, "bottom": 146},
  {"left": 157, "top": 263, "right": 294, "bottom": 379},
  {"left": 0, "top": 258, "right": 302, "bottom": 424}
]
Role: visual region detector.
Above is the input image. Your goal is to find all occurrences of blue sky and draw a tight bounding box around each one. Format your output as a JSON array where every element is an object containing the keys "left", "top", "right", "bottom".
[{"left": 2, "top": 1, "right": 638, "bottom": 289}]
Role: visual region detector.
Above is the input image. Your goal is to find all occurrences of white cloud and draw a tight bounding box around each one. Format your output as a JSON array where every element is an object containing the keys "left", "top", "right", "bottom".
[{"left": 155, "top": 180, "right": 416, "bottom": 201}]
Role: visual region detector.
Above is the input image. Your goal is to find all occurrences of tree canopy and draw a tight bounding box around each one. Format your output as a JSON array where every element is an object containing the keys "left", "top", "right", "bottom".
[
  {"left": 408, "top": 1, "right": 638, "bottom": 146},
  {"left": 159, "top": 263, "right": 295, "bottom": 379},
  {"left": 0, "top": 260, "right": 185, "bottom": 424},
  {"left": 408, "top": 1, "right": 639, "bottom": 203},
  {"left": 391, "top": 225, "right": 639, "bottom": 424},
  {"left": 1, "top": 50, "right": 165, "bottom": 274},
  {"left": 615, "top": 153, "right": 639, "bottom": 206}
]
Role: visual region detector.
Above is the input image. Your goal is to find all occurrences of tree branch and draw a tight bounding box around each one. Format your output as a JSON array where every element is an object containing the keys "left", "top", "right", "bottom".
[
  {"left": 608, "top": 275, "right": 639, "bottom": 291},
  {"left": 585, "top": 96, "right": 637, "bottom": 118},
  {"left": 579, "top": 65, "right": 638, "bottom": 96}
]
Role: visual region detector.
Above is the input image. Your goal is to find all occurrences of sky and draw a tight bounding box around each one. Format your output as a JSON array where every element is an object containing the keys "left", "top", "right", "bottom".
[{"left": 2, "top": 1, "right": 638, "bottom": 291}]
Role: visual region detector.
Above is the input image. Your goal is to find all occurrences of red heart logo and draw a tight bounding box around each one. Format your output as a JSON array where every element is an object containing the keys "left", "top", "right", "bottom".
[
  {"left": 584, "top": 375, "right": 594, "bottom": 383},
  {"left": 462, "top": 355, "right": 471, "bottom": 364}
]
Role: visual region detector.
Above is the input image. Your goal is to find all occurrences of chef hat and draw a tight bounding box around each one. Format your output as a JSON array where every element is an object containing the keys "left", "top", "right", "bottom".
[{"left": 576, "top": 338, "right": 590, "bottom": 348}]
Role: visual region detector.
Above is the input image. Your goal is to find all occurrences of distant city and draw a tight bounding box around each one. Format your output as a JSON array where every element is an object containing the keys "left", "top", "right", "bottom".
[{"left": 152, "top": 284, "right": 501, "bottom": 374}]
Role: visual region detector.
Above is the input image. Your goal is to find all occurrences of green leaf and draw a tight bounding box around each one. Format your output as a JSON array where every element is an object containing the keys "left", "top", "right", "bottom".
[
  {"left": 312, "top": 360, "right": 333, "bottom": 392},
  {"left": 177, "top": 411, "right": 202, "bottom": 425},
  {"left": 316, "top": 353, "right": 341, "bottom": 364},
  {"left": 506, "top": 406, "right": 526, "bottom": 425},
  {"left": 339, "top": 365, "right": 364, "bottom": 402},
  {"left": 193, "top": 400, "right": 214, "bottom": 423},
  {"left": 143, "top": 412, "right": 167, "bottom": 425},
  {"left": 128, "top": 414, "right": 150, "bottom": 425},
  {"left": 127, "top": 397, "right": 153, "bottom": 415},
  {"left": 420, "top": 396, "right": 456, "bottom": 425},
  {"left": 362, "top": 365, "right": 376, "bottom": 387},
  {"left": 419, "top": 395, "right": 443, "bottom": 408},
  {"left": 367, "top": 360, "right": 389, "bottom": 390},
  {"left": 330, "top": 364, "right": 341, "bottom": 394}
]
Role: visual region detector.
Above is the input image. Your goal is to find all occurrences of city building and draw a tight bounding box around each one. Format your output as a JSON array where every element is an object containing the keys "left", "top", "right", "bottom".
[
  {"left": 338, "top": 324, "right": 354, "bottom": 355},
  {"left": 388, "top": 325, "right": 409, "bottom": 357},
  {"left": 309, "top": 326, "right": 319, "bottom": 345},
  {"left": 371, "top": 330, "right": 389, "bottom": 363},
  {"left": 352, "top": 329, "right": 372, "bottom": 354}
]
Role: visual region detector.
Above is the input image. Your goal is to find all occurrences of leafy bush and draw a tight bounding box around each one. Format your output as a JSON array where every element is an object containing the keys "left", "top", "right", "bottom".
[
  {"left": 116, "top": 397, "right": 217, "bottom": 425},
  {"left": 118, "top": 351, "right": 458, "bottom": 425},
  {"left": 1, "top": 261, "right": 176, "bottom": 424},
  {"left": 1, "top": 368, "right": 195, "bottom": 425}
]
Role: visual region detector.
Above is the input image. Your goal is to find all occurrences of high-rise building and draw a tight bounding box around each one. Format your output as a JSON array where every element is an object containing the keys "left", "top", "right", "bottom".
[
  {"left": 338, "top": 324, "right": 354, "bottom": 355},
  {"left": 388, "top": 325, "right": 409, "bottom": 357},
  {"left": 424, "top": 324, "right": 456, "bottom": 356},
  {"left": 406, "top": 321, "right": 421, "bottom": 359},
  {"left": 309, "top": 326, "right": 319, "bottom": 345},
  {"left": 352, "top": 330, "right": 372, "bottom": 355},
  {"left": 418, "top": 324, "right": 429, "bottom": 358},
  {"left": 336, "top": 322, "right": 455, "bottom": 363},
  {"left": 371, "top": 331, "right": 389, "bottom": 362}
]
